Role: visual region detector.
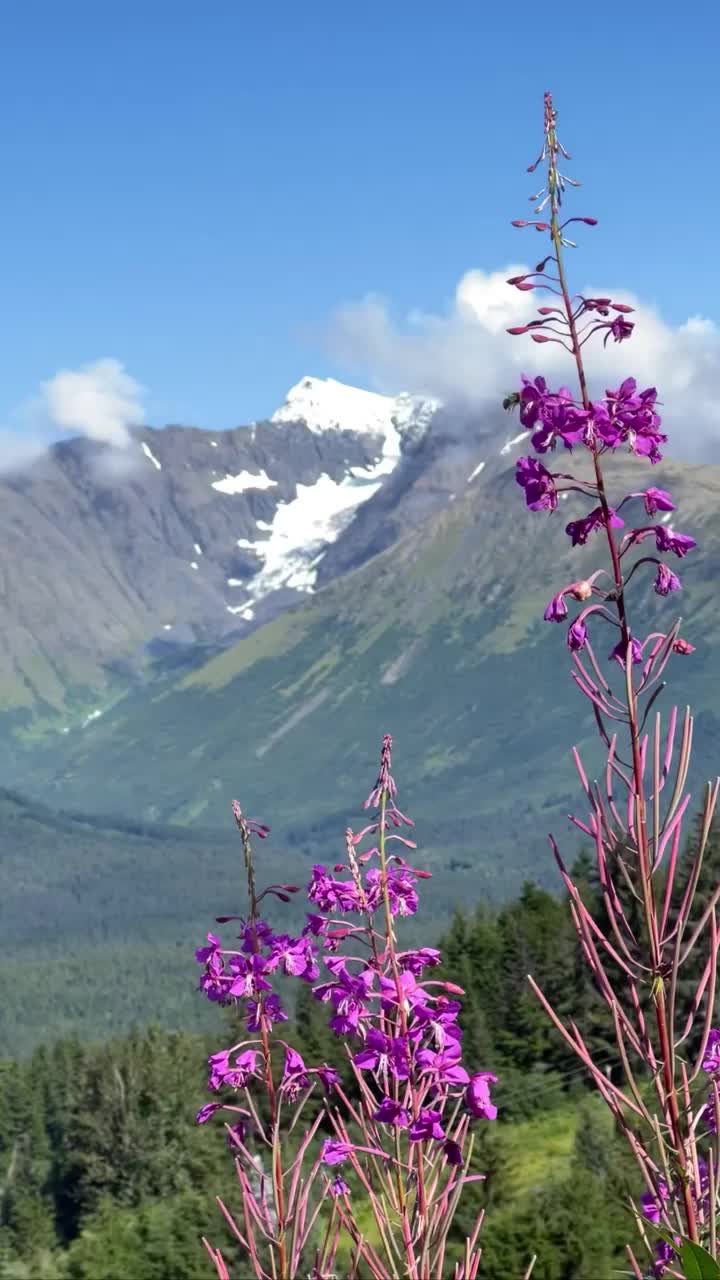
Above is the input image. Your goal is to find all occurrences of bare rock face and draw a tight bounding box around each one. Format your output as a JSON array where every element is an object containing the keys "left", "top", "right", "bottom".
[{"left": 0, "top": 377, "right": 453, "bottom": 714}]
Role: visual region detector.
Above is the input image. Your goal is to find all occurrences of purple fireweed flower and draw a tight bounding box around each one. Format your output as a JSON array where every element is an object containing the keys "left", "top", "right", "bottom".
[
  {"left": 379, "top": 970, "right": 425, "bottom": 1014},
  {"left": 316, "top": 1065, "right": 342, "bottom": 1092},
  {"left": 703, "top": 1028, "right": 720, "bottom": 1074},
  {"left": 208, "top": 1048, "right": 259, "bottom": 1092},
  {"left": 466, "top": 1072, "right": 498, "bottom": 1120},
  {"left": 315, "top": 960, "right": 375, "bottom": 1035},
  {"left": 246, "top": 994, "right": 287, "bottom": 1032},
  {"left": 641, "top": 487, "right": 675, "bottom": 516},
  {"left": 609, "top": 636, "right": 643, "bottom": 667},
  {"left": 654, "top": 563, "right": 681, "bottom": 596},
  {"left": 228, "top": 953, "right": 273, "bottom": 999},
  {"left": 239, "top": 920, "right": 275, "bottom": 953},
  {"left": 281, "top": 1047, "right": 310, "bottom": 1099},
  {"left": 518, "top": 374, "right": 551, "bottom": 430},
  {"left": 567, "top": 618, "right": 587, "bottom": 652},
  {"left": 443, "top": 1140, "right": 464, "bottom": 1166},
  {"left": 365, "top": 865, "right": 419, "bottom": 917},
  {"left": 607, "top": 315, "right": 634, "bottom": 343},
  {"left": 409, "top": 996, "right": 463, "bottom": 1048},
  {"left": 195, "top": 933, "right": 223, "bottom": 964},
  {"left": 353, "top": 1028, "right": 410, "bottom": 1079},
  {"left": 602, "top": 379, "right": 667, "bottom": 463},
  {"left": 303, "top": 912, "right": 330, "bottom": 937},
  {"left": 544, "top": 590, "right": 569, "bottom": 622},
  {"left": 196, "top": 1102, "right": 223, "bottom": 1124},
  {"left": 640, "top": 1180, "right": 669, "bottom": 1224},
  {"left": 417, "top": 1041, "right": 470, "bottom": 1086},
  {"left": 655, "top": 526, "right": 697, "bottom": 558},
  {"left": 267, "top": 934, "right": 319, "bottom": 981},
  {"left": 566, "top": 505, "right": 623, "bottom": 546},
  {"left": 199, "top": 969, "right": 233, "bottom": 1003},
  {"left": 321, "top": 1139, "right": 352, "bottom": 1166},
  {"left": 652, "top": 1239, "right": 676, "bottom": 1279},
  {"left": 398, "top": 947, "right": 442, "bottom": 976},
  {"left": 373, "top": 1097, "right": 411, "bottom": 1127},
  {"left": 409, "top": 1108, "right": 446, "bottom": 1143},
  {"left": 308, "top": 866, "right": 362, "bottom": 914},
  {"left": 515, "top": 456, "right": 558, "bottom": 511},
  {"left": 329, "top": 1175, "right": 350, "bottom": 1197},
  {"left": 531, "top": 388, "right": 589, "bottom": 453}
]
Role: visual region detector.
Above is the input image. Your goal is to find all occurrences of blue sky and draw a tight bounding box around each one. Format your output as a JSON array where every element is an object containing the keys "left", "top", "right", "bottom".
[{"left": 1, "top": 0, "right": 718, "bottom": 437}]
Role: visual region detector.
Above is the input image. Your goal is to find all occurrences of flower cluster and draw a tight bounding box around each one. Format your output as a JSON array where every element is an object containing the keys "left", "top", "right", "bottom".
[
  {"left": 306, "top": 735, "right": 497, "bottom": 1167},
  {"left": 505, "top": 91, "right": 716, "bottom": 1277},
  {"left": 516, "top": 375, "right": 667, "bottom": 464},
  {"left": 513, "top": 392, "right": 698, "bottom": 664},
  {"left": 196, "top": 737, "right": 495, "bottom": 1280}
]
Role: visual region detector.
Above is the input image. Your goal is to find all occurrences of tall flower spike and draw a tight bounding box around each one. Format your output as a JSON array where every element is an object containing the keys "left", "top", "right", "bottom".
[{"left": 506, "top": 96, "right": 708, "bottom": 1272}]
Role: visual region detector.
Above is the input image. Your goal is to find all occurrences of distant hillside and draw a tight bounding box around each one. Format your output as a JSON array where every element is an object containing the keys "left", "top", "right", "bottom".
[
  {"left": 7, "top": 452, "right": 720, "bottom": 910},
  {"left": 0, "top": 788, "right": 299, "bottom": 1053}
]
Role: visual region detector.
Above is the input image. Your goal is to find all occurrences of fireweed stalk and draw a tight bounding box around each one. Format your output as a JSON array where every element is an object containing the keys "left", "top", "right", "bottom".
[
  {"left": 508, "top": 93, "right": 720, "bottom": 1276},
  {"left": 196, "top": 737, "right": 496, "bottom": 1280}
]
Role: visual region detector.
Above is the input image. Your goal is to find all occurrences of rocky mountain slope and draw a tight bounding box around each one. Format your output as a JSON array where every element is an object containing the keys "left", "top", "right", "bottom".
[
  {"left": 0, "top": 376, "right": 445, "bottom": 722},
  {"left": 7, "top": 442, "right": 720, "bottom": 902}
]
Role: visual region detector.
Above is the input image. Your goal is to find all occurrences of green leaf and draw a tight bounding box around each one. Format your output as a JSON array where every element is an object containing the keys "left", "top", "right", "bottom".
[{"left": 680, "top": 1241, "right": 720, "bottom": 1280}]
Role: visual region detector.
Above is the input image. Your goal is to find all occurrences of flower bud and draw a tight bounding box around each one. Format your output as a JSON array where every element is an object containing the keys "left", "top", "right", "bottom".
[{"left": 673, "top": 638, "right": 696, "bottom": 655}]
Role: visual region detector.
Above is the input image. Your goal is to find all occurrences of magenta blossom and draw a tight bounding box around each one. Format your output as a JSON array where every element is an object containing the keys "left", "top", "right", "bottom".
[
  {"left": 654, "top": 526, "right": 697, "bottom": 558},
  {"left": 353, "top": 1028, "right": 410, "bottom": 1080},
  {"left": 246, "top": 994, "right": 287, "bottom": 1032},
  {"left": 416, "top": 1041, "right": 470, "bottom": 1086},
  {"left": 208, "top": 1048, "right": 259, "bottom": 1092},
  {"left": 329, "top": 1175, "right": 350, "bottom": 1198},
  {"left": 567, "top": 618, "right": 587, "bottom": 652},
  {"left": 641, "top": 1180, "right": 669, "bottom": 1224},
  {"left": 654, "top": 563, "right": 681, "bottom": 596},
  {"left": 566, "top": 505, "right": 623, "bottom": 546},
  {"left": 466, "top": 1072, "right": 498, "bottom": 1120},
  {"left": 544, "top": 590, "right": 569, "bottom": 623},
  {"left": 516, "top": 456, "right": 558, "bottom": 511},
  {"left": 641, "top": 487, "right": 675, "bottom": 516},
  {"left": 398, "top": 947, "right": 442, "bottom": 975},
  {"left": 196, "top": 1102, "right": 223, "bottom": 1124},
  {"left": 281, "top": 1047, "right": 310, "bottom": 1099},
  {"left": 409, "top": 1108, "right": 446, "bottom": 1143},
  {"left": 702, "top": 1028, "right": 720, "bottom": 1074},
  {"left": 373, "top": 1097, "right": 411, "bottom": 1127},
  {"left": 321, "top": 1140, "right": 352, "bottom": 1167},
  {"left": 609, "top": 636, "right": 643, "bottom": 667}
]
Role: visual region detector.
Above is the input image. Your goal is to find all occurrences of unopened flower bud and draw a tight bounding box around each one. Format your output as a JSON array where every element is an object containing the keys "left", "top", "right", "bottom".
[{"left": 673, "top": 638, "right": 696, "bottom": 655}]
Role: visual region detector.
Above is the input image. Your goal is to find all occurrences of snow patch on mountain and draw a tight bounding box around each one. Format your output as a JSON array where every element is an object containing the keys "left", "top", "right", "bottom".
[
  {"left": 212, "top": 468, "right": 277, "bottom": 495},
  {"left": 500, "top": 431, "right": 530, "bottom": 456},
  {"left": 271, "top": 375, "right": 438, "bottom": 441},
  {"left": 141, "top": 441, "right": 162, "bottom": 470}
]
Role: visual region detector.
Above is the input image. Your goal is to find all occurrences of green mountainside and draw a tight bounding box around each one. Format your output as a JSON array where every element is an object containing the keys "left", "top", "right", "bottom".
[{"left": 6, "top": 454, "right": 720, "bottom": 917}]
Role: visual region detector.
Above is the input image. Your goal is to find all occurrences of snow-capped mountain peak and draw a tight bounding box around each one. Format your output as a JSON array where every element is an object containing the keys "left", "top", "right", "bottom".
[{"left": 271, "top": 375, "right": 439, "bottom": 439}]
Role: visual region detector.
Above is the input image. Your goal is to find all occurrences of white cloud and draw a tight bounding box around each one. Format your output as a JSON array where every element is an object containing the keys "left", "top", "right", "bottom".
[
  {"left": 0, "top": 358, "right": 146, "bottom": 475},
  {"left": 41, "top": 358, "right": 145, "bottom": 448},
  {"left": 329, "top": 268, "right": 720, "bottom": 461}
]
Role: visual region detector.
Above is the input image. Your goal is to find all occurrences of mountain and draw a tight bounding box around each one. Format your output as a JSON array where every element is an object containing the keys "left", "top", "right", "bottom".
[
  {"left": 7, "top": 442, "right": 720, "bottom": 905},
  {"left": 0, "top": 376, "right": 440, "bottom": 728}
]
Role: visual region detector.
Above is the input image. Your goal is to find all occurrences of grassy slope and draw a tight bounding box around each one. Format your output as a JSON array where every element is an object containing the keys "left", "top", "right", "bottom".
[{"left": 8, "top": 457, "right": 720, "bottom": 896}]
